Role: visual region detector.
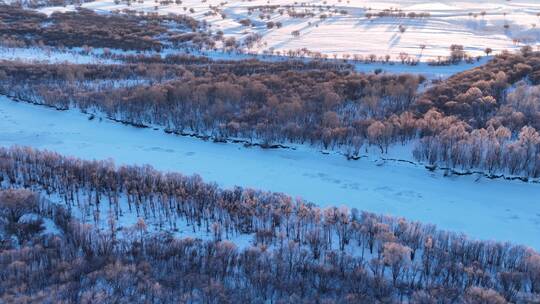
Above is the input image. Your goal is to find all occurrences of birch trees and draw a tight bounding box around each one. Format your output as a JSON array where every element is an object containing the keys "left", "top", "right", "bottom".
[{"left": 0, "top": 147, "right": 538, "bottom": 303}]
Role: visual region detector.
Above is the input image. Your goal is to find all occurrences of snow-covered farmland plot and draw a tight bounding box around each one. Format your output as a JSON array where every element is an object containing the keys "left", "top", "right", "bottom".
[
  {"left": 1, "top": 96, "right": 540, "bottom": 249},
  {"left": 39, "top": 0, "right": 540, "bottom": 61}
]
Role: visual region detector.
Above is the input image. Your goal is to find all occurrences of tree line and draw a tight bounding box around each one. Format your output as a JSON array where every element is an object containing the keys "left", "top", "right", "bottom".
[{"left": 0, "top": 146, "right": 539, "bottom": 303}]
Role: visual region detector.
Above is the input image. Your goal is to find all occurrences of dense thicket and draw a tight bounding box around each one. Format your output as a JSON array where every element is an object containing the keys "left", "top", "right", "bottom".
[
  {"left": 0, "top": 60, "right": 421, "bottom": 151},
  {"left": 0, "top": 146, "right": 539, "bottom": 303},
  {"left": 413, "top": 49, "right": 540, "bottom": 177},
  {"left": 0, "top": 60, "right": 187, "bottom": 82},
  {"left": 420, "top": 49, "right": 540, "bottom": 128},
  {"left": 0, "top": 5, "right": 211, "bottom": 50}
]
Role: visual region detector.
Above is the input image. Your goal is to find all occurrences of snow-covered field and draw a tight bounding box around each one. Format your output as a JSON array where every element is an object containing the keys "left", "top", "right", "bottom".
[
  {"left": 1, "top": 96, "right": 539, "bottom": 249},
  {"left": 38, "top": 0, "right": 540, "bottom": 61},
  {"left": 0, "top": 47, "right": 115, "bottom": 64}
]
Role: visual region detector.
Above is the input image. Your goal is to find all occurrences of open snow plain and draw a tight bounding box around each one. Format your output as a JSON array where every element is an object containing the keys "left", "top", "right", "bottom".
[
  {"left": 39, "top": 0, "right": 540, "bottom": 61},
  {"left": 1, "top": 96, "right": 539, "bottom": 249}
]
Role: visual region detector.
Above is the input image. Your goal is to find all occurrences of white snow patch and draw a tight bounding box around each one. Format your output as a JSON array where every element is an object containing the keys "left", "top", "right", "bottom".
[{"left": 0, "top": 47, "right": 117, "bottom": 64}]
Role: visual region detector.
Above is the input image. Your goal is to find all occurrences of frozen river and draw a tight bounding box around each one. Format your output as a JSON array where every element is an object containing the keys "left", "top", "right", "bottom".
[{"left": 1, "top": 96, "right": 539, "bottom": 249}]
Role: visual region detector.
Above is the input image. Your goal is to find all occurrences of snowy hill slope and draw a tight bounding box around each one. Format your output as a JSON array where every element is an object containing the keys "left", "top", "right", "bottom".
[{"left": 37, "top": 0, "right": 540, "bottom": 61}]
